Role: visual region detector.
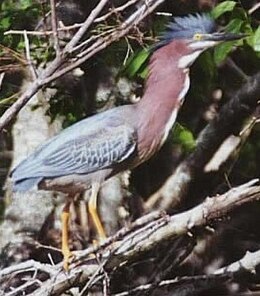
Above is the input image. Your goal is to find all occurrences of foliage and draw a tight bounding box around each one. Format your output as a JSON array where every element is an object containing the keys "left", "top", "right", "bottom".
[
  {"left": 171, "top": 122, "right": 196, "bottom": 153},
  {"left": 212, "top": 1, "right": 260, "bottom": 63},
  {"left": 121, "top": 48, "right": 150, "bottom": 79},
  {"left": 0, "top": 0, "right": 42, "bottom": 48}
]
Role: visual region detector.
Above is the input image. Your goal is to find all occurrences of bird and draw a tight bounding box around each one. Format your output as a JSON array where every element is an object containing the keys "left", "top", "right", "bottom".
[{"left": 10, "top": 14, "right": 244, "bottom": 270}]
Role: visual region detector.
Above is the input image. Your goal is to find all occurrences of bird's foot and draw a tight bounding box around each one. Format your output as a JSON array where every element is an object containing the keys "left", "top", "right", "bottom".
[{"left": 62, "top": 248, "right": 74, "bottom": 271}]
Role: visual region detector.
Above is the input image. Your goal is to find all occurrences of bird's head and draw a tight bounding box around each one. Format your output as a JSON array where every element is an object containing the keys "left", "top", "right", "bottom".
[{"left": 156, "top": 14, "right": 245, "bottom": 68}]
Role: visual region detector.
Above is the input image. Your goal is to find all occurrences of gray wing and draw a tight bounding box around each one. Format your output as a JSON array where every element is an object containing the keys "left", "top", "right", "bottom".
[
  {"left": 12, "top": 122, "right": 137, "bottom": 183},
  {"left": 43, "top": 124, "right": 137, "bottom": 174}
]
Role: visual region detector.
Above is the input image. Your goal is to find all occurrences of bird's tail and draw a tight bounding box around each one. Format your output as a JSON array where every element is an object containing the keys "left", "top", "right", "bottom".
[{"left": 12, "top": 177, "right": 43, "bottom": 192}]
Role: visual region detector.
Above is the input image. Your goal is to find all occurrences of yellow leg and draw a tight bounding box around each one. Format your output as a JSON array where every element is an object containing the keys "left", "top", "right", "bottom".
[
  {"left": 88, "top": 183, "right": 106, "bottom": 240},
  {"left": 61, "top": 201, "right": 73, "bottom": 271}
]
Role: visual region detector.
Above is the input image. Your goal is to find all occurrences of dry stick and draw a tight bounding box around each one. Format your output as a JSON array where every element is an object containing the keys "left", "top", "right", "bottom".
[
  {"left": 4, "top": 0, "right": 139, "bottom": 36},
  {"left": 41, "top": 0, "right": 164, "bottom": 85},
  {"left": 73, "top": 210, "right": 164, "bottom": 263},
  {"left": 95, "top": 0, "right": 140, "bottom": 23},
  {"left": 50, "top": 0, "right": 60, "bottom": 55},
  {"left": 23, "top": 30, "right": 37, "bottom": 80},
  {"left": 30, "top": 265, "right": 98, "bottom": 296},
  {"left": 145, "top": 72, "right": 260, "bottom": 211},
  {"left": 0, "top": 259, "right": 57, "bottom": 278},
  {"left": 113, "top": 249, "right": 260, "bottom": 296},
  {"left": 6, "top": 279, "right": 43, "bottom": 296},
  {"left": 214, "top": 249, "right": 260, "bottom": 275},
  {"left": 0, "top": 0, "right": 164, "bottom": 131},
  {"left": 111, "top": 180, "right": 260, "bottom": 263},
  {"left": 64, "top": 0, "right": 109, "bottom": 52},
  {"left": 0, "top": 73, "right": 5, "bottom": 90},
  {"left": 0, "top": 44, "right": 26, "bottom": 64},
  {"left": 112, "top": 274, "right": 230, "bottom": 296},
  {"left": 4, "top": 28, "right": 77, "bottom": 36},
  {"left": 248, "top": 2, "right": 260, "bottom": 14}
]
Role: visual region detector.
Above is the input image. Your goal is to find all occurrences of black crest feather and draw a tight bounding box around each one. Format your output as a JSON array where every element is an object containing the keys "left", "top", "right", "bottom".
[{"left": 156, "top": 14, "right": 216, "bottom": 49}]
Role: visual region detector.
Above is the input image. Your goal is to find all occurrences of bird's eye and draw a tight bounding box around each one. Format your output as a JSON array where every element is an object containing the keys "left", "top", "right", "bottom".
[{"left": 193, "top": 33, "right": 202, "bottom": 41}]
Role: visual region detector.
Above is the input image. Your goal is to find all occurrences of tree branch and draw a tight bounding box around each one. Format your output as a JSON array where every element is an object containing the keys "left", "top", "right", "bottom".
[
  {"left": 112, "top": 249, "right": 260, "bottom": 296},
  {"left": 1, "top": 180, "right": 259, "bottom": 295},
  {"left": 50, "top": 0, "right": 60, "bottom": 55}
]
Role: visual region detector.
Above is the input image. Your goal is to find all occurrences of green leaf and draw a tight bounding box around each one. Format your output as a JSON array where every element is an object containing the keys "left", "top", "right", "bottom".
[
  {"left": 213, "top": 18, "right": 244, "bottom": 64},
  {"left": 172, "top": 123, "right": 196, "bottom": 153},
  {"left": 212, "top": 1, "right": 237, "bottom": 19},
  {"left": 122, "top": 49, "right": 149, "bottom": 78},
  {"left": 214, "top": 41, "right": 234, "bottom": 64},
  {"left": 0, "top": 17, "right": 10, "bottom": 29},
  {"left": 20, "top": 0, "right": 32, "bottom": 10},
  {"left": 253, "top": 26, "right": 260, "bottom": 52},
  {"left": 138, "top": 67, "right": 149, "bottom": 79},
  {"left": 226, "top": 18, "right": 244, "bottom": 32}
]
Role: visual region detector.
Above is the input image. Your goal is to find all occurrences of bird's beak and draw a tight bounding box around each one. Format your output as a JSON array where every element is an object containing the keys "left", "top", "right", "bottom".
[{"left": 206, "top": 32, "right": 247, "bottom": 42}]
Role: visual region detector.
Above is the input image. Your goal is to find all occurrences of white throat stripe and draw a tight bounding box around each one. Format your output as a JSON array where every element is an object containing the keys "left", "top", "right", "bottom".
[{"left": 178, "top": 50, "right": 202, "bottom": 68}]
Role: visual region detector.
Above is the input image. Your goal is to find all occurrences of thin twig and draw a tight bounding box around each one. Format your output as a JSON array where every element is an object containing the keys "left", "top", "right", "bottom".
[
  {"left": 248, "top": 3, "right": 260, "bottom": 14},
  {"left": 41, "top": 0, "right": 165, "bottom": 85},
  {"left": 23, "top": 30, "right": 37, "bottom": 80},
  {"left": 214, "top": 250, "right": 260, "bottom": 275},
  {"left": 0, "top": 259, "right": 57, "bottom": 278},
  {"left": 79, "top": 259, "right": 108, "bottom": 296},
  {"left": 64, "top": 0, "right": 110, "bottom": 52},
  {"left": 0, "top": 44, "right": 26, "bottom": 64},
  {"left": 112, "top": 274, "right": 230, "bottom": 296},
  {"left": 95, "top": 0, "right": 140, "bottom": 23},
  {"left": 0, "top": 72, "right": 5, "bottom": 90},
  {"left": 73, "top": 210, "right": 164, "bottom": 263},
  {"left": 4, "top": 27, "right": 79, "bottom": 36},
  {"left": 50, "top": 0, "right": 60, "bottom": 55}
]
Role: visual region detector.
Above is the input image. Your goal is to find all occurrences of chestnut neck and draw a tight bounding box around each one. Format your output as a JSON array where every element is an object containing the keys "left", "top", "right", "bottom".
[{"left": 136, "top": 40, "right": 191, "bottom": 131}]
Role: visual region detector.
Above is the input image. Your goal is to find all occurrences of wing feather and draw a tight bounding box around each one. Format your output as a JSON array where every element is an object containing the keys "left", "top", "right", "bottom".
[
  {"left": 44, "top": 124, "right": 137, "bottom": 174},
  {"left": 12, "top": 122, "right": 137, "bottom": 182}
]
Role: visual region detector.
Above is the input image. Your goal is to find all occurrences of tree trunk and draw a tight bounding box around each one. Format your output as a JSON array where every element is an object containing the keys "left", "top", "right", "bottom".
[{"left": 0, "top": 86, "right": 63, "bottom": 267}]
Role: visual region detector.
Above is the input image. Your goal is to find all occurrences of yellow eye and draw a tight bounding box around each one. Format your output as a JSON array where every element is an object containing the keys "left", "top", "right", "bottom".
[{"left": 193, "top": 33, "right": 202, "bottom": 41}]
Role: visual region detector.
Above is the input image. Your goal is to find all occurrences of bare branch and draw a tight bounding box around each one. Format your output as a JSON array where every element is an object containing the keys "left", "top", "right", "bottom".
[
  {"left": 23, "top": 30, "right": 37, "bottom": 80},
  {"left": 50, "top": 0, "right": 60, "bottom": 55},
  {"left": 112, "top": 274, "right": 229, "bottom": 296},
  {"left": 215, "top": 250, "right": 260, "bottom": 275},
  {"left": 0, "top": 259, "right": 57, "bottom": 278},
  {"left": 248, "top": 3, "right": 260, "bottom": 14},
  {"left": 64, "top": 0, "right": 110, "bottom": 52},
  {"left": 0, "top": 72, "right": 5, "bottom": 90},
  {"left": 108, "top": 180, "right": 260, "bottom": 265},
  {"left": 41, "top": 0, "right": 164, "bottom": 85},
  {"left": 95, "top": 0, "right": 140, "bottom": 23},
  {"left": 121, "top": 248, "right": 260, "bottom": 296}
]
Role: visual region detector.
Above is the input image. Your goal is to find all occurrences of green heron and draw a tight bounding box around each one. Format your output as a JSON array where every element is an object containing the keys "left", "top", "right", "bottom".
[{"left": 11, "top": 14, "right": 244, "bottom": 270}]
